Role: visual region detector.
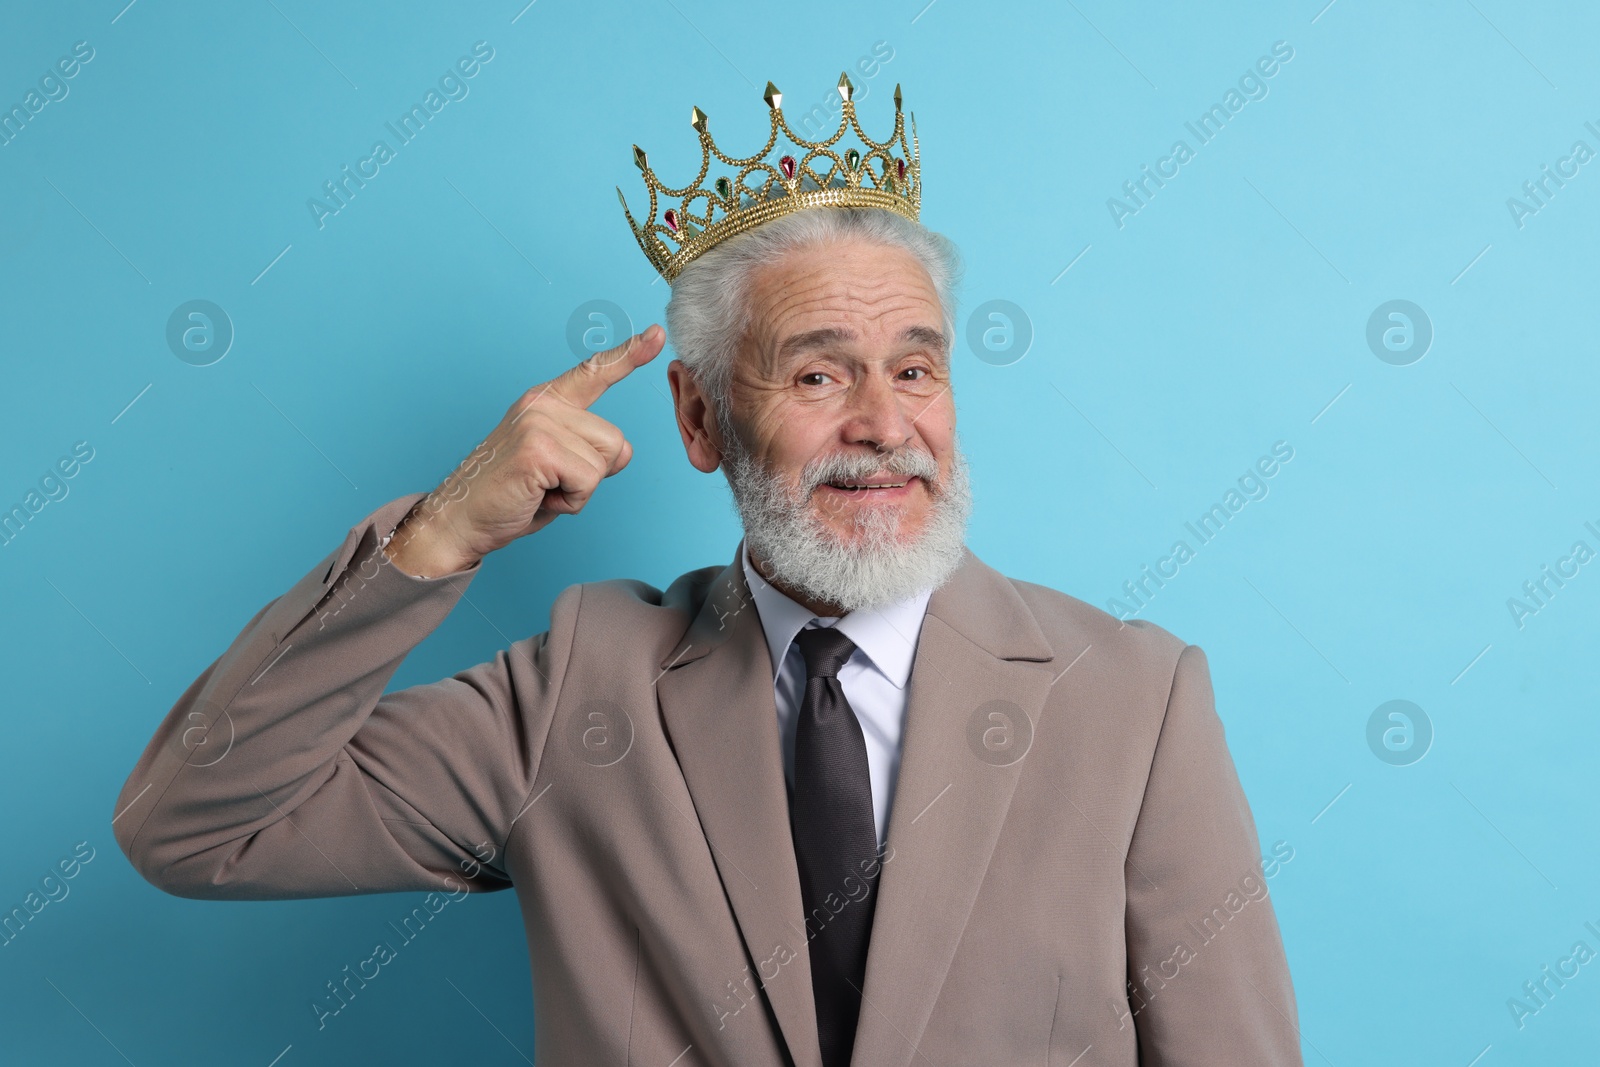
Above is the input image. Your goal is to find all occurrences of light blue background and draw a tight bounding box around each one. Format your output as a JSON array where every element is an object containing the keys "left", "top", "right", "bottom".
[{"left": 2, "top": 1, "right": 1596, "bottom": 1063}]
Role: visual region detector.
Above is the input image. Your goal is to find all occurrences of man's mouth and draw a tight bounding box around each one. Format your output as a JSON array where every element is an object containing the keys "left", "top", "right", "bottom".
[{"left": 818, "top": 475, "right": 919, "bottom": 495}]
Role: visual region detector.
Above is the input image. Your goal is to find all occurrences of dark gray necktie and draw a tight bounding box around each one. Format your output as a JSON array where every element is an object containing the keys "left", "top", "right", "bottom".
[{"left": 790, "top": 624, "right": 879, "bottom": 1067}]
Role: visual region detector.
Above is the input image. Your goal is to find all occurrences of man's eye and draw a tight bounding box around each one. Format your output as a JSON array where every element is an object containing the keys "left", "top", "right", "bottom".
[
  {"left": 799, "top": 372, "right": 830, "bottom": 386},
  {"left": 901, "top": 367, "right": 929, "bottom": 380}
]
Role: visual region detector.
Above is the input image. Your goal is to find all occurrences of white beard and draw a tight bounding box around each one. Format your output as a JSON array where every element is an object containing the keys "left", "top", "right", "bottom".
[{"left": 717, "top": 413, "right": 973, "bottom": 615}]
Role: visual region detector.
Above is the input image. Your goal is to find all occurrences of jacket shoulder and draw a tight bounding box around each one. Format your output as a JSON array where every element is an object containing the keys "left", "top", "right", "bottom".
[
  {"left": 1004, "top": 573, "right": 1192, "bottom": 669},
  {"left": 556, "top": 563, "right": 724, "bottom": 658},
  {"left": 572, "top": 563, "right": 723, "bottom": 617},
  {"left": 1000, "top": 575, "right": 1208, "bottom": 755}
]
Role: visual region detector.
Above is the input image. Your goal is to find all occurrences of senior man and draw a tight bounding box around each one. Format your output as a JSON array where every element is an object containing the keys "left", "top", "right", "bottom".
[{"left": 113, "top": 75, "right": 1302, "bottom": 1066}]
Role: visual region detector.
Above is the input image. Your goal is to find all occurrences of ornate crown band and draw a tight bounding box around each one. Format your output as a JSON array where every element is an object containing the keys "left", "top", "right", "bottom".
[{"left": 617, "top": 73, "right": 921, "bottom": 282}]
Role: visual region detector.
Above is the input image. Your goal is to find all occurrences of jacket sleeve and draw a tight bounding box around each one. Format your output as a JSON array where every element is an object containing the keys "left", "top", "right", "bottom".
[
  {"left": 1123, "top": 644, "right": 1303, "bottom": 1066},
  {"left": 111, "top": 492, "right": 576, "bottom": 900}
]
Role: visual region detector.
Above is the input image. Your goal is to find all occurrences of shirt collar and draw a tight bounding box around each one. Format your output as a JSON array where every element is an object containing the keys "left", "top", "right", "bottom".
[{"left": 740, "top": 541, "right": 933, "bottom": 690}]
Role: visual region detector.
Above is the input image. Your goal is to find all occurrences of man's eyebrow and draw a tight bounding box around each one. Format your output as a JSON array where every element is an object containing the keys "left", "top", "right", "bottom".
[
  {"left": 775, "top": 324, "right": 949, "bottom": 360},
  {"left": 776, "top": 326, "right": 855, "bottom": 360},
  {"left": 900, "top": 325, "right": 948, "bottom": 352}
]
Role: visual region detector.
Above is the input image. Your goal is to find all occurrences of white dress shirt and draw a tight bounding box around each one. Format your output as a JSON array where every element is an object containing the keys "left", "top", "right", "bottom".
[{"left": 740, "top": 543, "right": 934, "bottom": 848}]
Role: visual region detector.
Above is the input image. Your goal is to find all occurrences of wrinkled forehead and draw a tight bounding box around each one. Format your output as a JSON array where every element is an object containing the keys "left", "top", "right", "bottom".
[{"left": 738, "top": 240, "right": 947, "bottom": 374}]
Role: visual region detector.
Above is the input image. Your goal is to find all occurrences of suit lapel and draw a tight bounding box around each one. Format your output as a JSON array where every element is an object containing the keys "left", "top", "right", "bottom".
[
  {"left": 849, "top": 547, "right": 1057, "bottom": 1067},
  {"left": 655, "top": 546, "right": 822, "bottom": 1067}
]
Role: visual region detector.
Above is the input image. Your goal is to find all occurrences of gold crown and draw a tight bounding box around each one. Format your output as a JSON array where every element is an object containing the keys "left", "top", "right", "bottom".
[{"left": 616, "top": 73, "right": 921, "bottom": 282}]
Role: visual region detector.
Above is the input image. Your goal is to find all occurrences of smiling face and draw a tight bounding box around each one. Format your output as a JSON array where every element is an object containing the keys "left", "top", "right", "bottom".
[{"left": 668, "top": 234, "right": 970, "bottom": 615}]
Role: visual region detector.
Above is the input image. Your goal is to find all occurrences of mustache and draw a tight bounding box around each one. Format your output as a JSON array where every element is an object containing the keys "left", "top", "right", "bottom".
[{"left": 799, "top": 447, "right": 939, "bottom": 493}]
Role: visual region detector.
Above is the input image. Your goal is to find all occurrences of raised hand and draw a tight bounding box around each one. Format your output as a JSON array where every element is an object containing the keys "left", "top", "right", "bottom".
[{"left": 384, "top": 324, "right": 666, "bottom": 577}]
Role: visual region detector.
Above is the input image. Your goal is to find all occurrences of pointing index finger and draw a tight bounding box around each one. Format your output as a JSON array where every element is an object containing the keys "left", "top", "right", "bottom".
[{"left": 545, "top": 323, "right": 665, "bottom": 409}]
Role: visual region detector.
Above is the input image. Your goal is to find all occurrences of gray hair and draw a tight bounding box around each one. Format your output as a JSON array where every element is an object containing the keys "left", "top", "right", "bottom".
[{"left": 664, "top": 207, "right": 963, "bottom": 422}]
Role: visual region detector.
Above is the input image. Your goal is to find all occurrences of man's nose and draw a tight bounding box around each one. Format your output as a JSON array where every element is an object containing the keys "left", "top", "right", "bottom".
[{"left": 842, "top": 372, "right": 916, "bottom": 451}]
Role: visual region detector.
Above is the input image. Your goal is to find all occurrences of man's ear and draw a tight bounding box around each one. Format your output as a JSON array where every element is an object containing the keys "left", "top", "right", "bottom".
[{"left": 666, "top": 358, "right": 724, "bottom": 473}]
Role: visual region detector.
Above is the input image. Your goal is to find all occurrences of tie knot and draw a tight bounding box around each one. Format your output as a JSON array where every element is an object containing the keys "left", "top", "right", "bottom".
[{"left": 794, "top": 625, "right": 857, "bottom": 681}]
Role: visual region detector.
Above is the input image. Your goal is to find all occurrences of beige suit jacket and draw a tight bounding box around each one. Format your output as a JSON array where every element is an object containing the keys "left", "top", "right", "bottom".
[{"left": 113, "top": 492, "right": 1302, "bottom": 1066}]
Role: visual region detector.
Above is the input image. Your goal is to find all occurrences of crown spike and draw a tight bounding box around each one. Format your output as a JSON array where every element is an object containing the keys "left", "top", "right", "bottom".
[
  {"left": 893, "top": 83, "right": 902, "bottom": 111},
  {"left": 690, "top": 106, "right": 708, "bottom": 133},
  {"left": 763, "top": 81, "right": 782, "bottom": 109},
  {"left": 615, "top": 186, "right": 638, "bottom": 233},
  {"left": 837, "top": 72, "right": 854, "bottom": 102},
  {"left": 632, "top": 144, "right": 648, "bottom": 171}
]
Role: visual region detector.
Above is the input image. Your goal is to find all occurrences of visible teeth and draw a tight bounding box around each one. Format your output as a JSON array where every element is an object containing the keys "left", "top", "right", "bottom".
[{"left": 832, "top": 481, "right": 906, "bottom": 489}]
